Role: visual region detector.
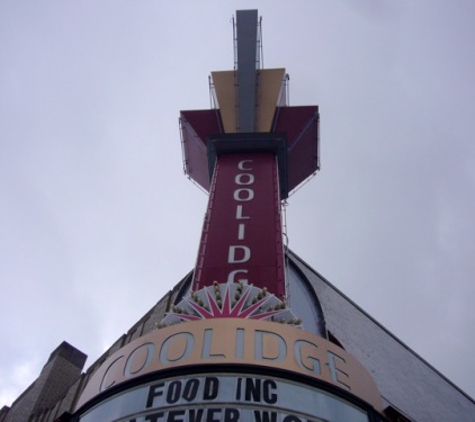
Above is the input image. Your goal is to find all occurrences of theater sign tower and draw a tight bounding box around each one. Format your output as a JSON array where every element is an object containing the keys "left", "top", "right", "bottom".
[
  {"left": 73, "top": 9, "right": 387, "bottom": 422},
  {"left": 6, "top": 8, "right": 474, "bottom": 422}
]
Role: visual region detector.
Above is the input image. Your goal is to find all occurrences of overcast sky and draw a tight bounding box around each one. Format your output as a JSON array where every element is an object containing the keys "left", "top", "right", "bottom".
[{"left": 1, "top": 0, "right": 475, "bottom": 407}]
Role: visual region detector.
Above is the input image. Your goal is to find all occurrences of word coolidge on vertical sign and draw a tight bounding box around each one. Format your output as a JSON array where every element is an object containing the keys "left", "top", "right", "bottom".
[{"left": 193, "top": 150, "right": 285, "bottom": 297}]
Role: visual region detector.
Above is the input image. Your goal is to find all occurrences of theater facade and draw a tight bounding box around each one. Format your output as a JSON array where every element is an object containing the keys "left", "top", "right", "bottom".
[{"left": 1, "top": 10, "right": 474, "bottom": 422}]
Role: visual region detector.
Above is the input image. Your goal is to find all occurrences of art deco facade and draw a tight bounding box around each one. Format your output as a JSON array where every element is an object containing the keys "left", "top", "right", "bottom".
[{"left": 2, "top": 10, "right": 474, "bottom": 422}]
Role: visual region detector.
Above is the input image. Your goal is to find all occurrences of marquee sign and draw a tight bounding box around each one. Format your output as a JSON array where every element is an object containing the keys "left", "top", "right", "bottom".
[
  {"left": 75, "top": 319, "right": 383, "bottom": 412},
  {"left": 79, "top": 374, "right": 370, "bottom": 422},
  {"left": 180, "top": 10, "right": 320, "bottom": 299}
]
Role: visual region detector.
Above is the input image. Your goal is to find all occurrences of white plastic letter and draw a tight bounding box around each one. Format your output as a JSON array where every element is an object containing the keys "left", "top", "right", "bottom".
[
  {"left": 238, "top": 160, "right": 253, "bottom": 170},
  {"left": 236, "top": 205, "right": 250, "bottom": 219},
  {"left": 226, "top": 269, "right": 249, "bottom": 284},
  {"left": 235, "top": 173, "right": 255, "bottom": 185},
  {"left": 234, "top": 188, "right": 254, "bottom": 201},
  {"left": 228, "top": 245, "right": 251, "bottom": 263}
]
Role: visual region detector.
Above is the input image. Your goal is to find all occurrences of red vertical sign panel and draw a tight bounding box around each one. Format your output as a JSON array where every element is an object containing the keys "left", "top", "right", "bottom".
[{"left": 193, "top": 152, "right": 285, "bottom": 297}]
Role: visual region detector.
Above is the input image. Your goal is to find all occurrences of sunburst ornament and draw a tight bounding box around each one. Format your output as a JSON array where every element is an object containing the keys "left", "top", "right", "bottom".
[{"left": 160, "top": 281, "right": 302, "bottom": 328}]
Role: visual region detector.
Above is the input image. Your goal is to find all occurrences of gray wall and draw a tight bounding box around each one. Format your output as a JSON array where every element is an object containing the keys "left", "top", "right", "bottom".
[{"left": 290, "top": 251, "right": 475, "bottom": 422}]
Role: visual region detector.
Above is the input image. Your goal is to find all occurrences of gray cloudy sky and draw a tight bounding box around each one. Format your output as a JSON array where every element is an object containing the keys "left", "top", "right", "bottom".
[{"left": 1, "top": 0, "right": 475, "bottom": 406}]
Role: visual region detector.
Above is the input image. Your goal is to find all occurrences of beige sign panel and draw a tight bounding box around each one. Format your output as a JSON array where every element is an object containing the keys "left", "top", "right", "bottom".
[
  {"left": 76, "top": 318, "right": 383, "bottom": 412},
  {"left": 256, "top": 68, "right": 286, "bottom": 131},
  {"left": 212, "top": 68, "right": 286, "bottom": 133},
  {"left": 211, "top": 71, "right": 236, "bottom": 133}
]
